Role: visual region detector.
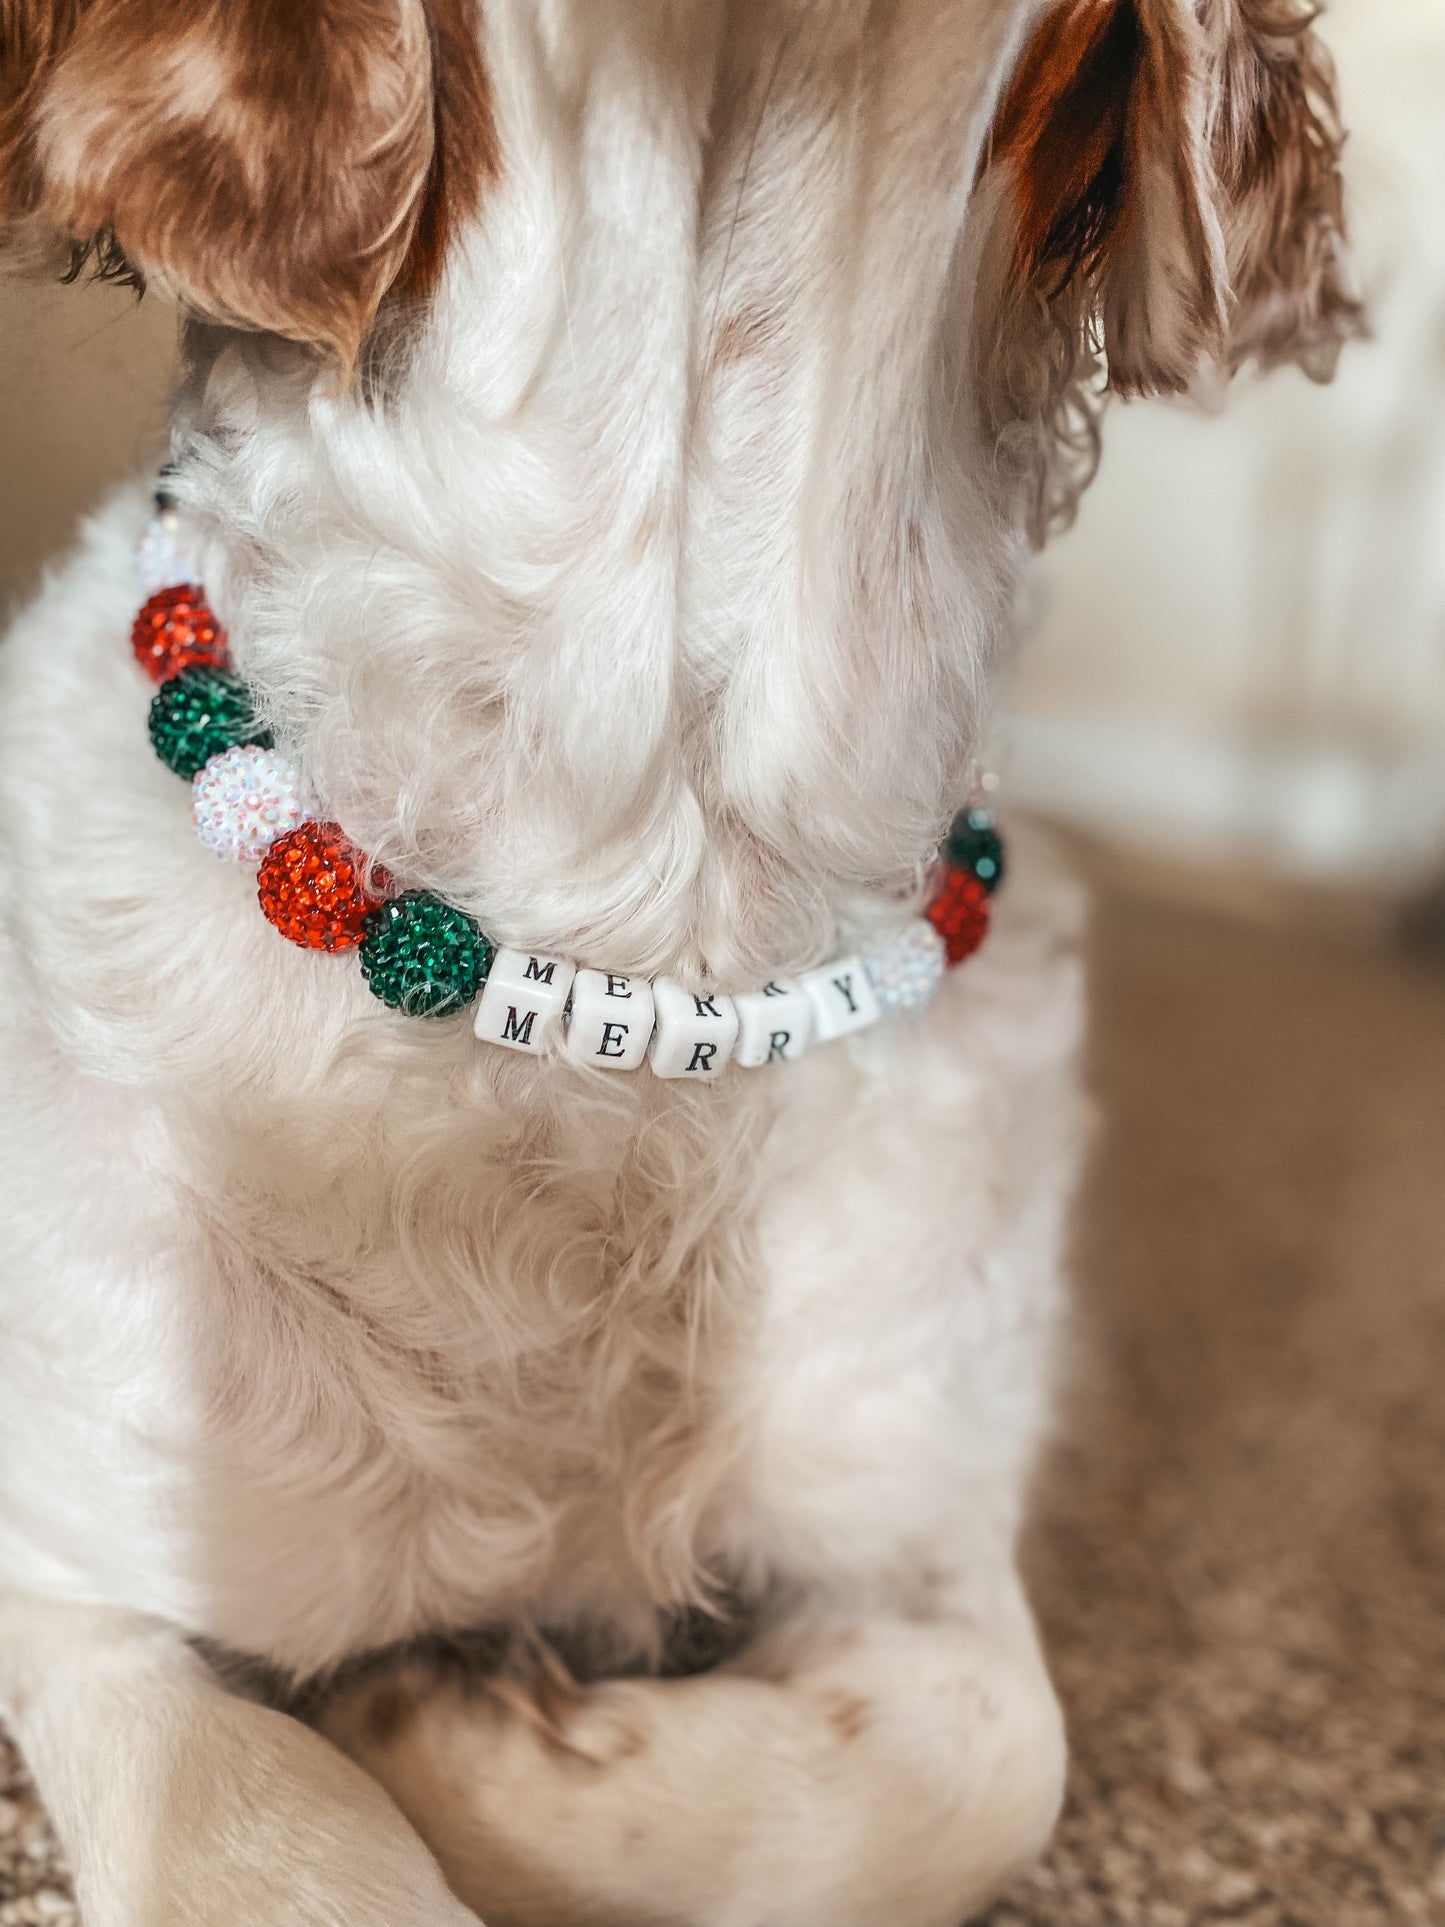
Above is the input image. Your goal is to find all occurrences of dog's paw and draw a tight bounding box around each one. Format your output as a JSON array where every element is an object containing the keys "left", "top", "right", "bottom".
[
  {"left": 79, "top": 1696, "right": 483, "bottom": 1927},
  {"left": 325, "top": 1651, "right": 648, "bottom": 1775}
]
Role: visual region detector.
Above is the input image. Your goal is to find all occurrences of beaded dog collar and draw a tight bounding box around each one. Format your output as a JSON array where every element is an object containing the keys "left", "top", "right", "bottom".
[{"left": 132, "top": 494, "right": 1003, "bottom": 1080}]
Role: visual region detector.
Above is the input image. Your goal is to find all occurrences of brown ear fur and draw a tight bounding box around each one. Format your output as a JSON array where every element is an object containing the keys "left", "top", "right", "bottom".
[
  {"left": 392, "top": 0, "right": 497, "bottom": 305},
  {"left": 1204, "top": 0, "right": 1358, "bottom": 380},
  {"left": 1, "top": 0, "right": 78, "bottom": 257},
  {"left": 980, "top": 0, "right": 1361, "bottom": 541},
  {"left": 1, "top": 0, "right": 495, "bottom": 370}
]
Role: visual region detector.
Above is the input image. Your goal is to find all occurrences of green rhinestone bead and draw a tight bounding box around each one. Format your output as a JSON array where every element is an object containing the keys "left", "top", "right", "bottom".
[
  {"left": 148, "top": 666, "right": 272, "bottom": 779},
  {"left": 944, "top": 806, "right": 1006, "bottom": 894},
  {"left": 358, "top": 891, "right": 493, "bottom": 1018}
]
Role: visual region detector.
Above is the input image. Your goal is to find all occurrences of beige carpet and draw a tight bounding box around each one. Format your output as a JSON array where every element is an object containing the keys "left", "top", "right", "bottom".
[
  {"left": 4, "top": 875, "right": 1443, "bottom": 1925},
  {"left": 988, "top": 877, "right": 1445, "bottom": 1927}
]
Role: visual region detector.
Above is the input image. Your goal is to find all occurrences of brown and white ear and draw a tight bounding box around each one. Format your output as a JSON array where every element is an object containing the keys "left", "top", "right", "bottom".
[
  {"left": 1202, "top": 0, "right": 1360, "bottom": 381},
  {"left": 978, "top": 0, "right": 1361, "bottom": 535},
  {"left": 0, "top": 0, "right": 493, "bottom": 371}
]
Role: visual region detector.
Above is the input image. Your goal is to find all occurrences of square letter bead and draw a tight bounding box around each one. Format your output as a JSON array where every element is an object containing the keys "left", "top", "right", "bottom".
[
  {"left": 649, "top": 979, "right": 740, "bottom": 1080},
  {"left": 474, "top": 947, "right": 577, "bottom": 1056},
  {"left": 564, "top": 969, "right": 655, "bottom": 1071},
  {"left": 734, "top": 979, "right": 814, "bottom": 1068},
  {"left": 798, "top": 956, "right": 882, "bottom": 1043}
]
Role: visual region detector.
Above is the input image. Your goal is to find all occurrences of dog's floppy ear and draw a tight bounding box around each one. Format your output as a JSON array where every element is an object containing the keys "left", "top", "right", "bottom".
[
  {"left": 978, "top": 0, "right": 1361, "bottom": 538},
  {"left": 0, "top": 0, "right": 494, "bottom": 371}
]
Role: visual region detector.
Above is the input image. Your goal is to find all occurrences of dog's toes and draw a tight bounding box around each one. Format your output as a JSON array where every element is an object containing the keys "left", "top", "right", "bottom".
[
  {"left": 320, "top": 1658, "right": 446, "bottom": 1762},
  {"left": 324, "top": 1651, "right": 649, "bottom": 1776}
]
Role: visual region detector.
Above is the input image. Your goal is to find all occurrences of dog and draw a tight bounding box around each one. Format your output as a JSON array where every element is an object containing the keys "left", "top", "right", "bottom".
[{"left": 0, "top": 4, "right": 1354, "bottom": 1924}]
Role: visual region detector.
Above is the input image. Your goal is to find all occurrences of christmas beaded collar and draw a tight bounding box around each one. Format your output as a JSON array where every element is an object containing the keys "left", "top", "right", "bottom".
[{"left": 133, "top": 490, "right": 1004, "bottom": 1081}]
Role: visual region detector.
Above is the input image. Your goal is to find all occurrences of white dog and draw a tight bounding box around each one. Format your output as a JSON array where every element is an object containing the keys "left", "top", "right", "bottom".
[{"left": 0, "top": 4, "right": 1353, "bottom": 1924}]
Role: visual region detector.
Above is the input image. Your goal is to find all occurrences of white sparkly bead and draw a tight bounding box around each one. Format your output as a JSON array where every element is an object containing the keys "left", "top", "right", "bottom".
[
  {"left": 134, "top": 510, "right": 196, "bottom": 595},
  {"left": 192, "top": 746, "right": 311, "bottom": 864},
  {"left": 797, "top": 956, "right": 883, "bottom": 1043},
  {"left": 861, "top": 919, "right": 948, "bottom": 1013}
]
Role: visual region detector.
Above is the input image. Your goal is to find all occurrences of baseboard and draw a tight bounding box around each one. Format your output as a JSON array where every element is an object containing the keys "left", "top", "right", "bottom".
[{"left": 1005, "top": 714, "right": 1445, "bottom": 889}]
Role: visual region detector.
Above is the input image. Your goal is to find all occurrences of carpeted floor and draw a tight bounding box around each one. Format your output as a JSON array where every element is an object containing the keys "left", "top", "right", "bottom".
[
  {"left": 985, "top": 876, "right": 1445, "bottom": 1927},
  {"left": 3, "top": 874, "right": 1443, "bottom": 1926}
]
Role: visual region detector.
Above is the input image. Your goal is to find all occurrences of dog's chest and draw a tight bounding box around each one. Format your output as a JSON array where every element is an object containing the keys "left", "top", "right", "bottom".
[{"left": 179, "top": 1070, "right": 769, "bottom": 1675}]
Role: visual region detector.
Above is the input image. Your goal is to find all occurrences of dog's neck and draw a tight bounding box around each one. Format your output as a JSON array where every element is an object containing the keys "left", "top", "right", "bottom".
[{"left": 174, "top": 2, "right": 1030, "bottom": 988}]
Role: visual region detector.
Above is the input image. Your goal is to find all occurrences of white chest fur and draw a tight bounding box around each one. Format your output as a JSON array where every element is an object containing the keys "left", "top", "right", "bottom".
[
  {"left": 0, "top": 507, "right": 1085, "bottom": 1675},
  {"left": 0, "top": 0, "right": 1070, "bottom": 1678}
]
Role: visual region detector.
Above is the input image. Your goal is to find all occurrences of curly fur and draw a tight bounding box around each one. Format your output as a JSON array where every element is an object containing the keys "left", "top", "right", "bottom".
[
  {"left": 979, "top": 0, "right": 1361, "bottom": 540},
  {"left": 0, "top": 4, "right": 1353, "bottom": 1924}
]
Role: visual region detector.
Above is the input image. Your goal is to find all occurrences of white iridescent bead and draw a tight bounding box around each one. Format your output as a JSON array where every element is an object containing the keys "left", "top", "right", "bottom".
[
  {"left": 861, "top": 918, "right": 948, "bottom": 1013},
  {"left": 134, "top": 510, "right": 196, "bottom": 595},
  {"left": 192, "top": 746, "right": 311, "bottom": 865}
]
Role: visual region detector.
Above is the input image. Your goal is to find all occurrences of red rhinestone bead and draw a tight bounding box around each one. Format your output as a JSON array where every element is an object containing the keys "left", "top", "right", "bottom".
[
  {"left": 131, "top": 585, "right": 229, "bottom": 683},
  {"left": 257, "top": 821, "right": 388, "bottom": 951},
  {"left": 926, "top": 863, "right": 992, "bottom": 965}
]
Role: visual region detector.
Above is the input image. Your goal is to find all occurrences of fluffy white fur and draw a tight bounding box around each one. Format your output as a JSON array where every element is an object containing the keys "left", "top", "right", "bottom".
[
  {"left": 0, "top": 0, "right": 1345, "bottom": 1922},
  {"left": 0, "top": 467, "right": 1085, "bottom": 1919}
]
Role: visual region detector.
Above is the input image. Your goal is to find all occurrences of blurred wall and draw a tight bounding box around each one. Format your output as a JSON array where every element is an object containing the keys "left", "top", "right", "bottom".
[
  {"left": 1009, "top": 0, "right": 1445, "bottom": 884},
  {"left": 0, "top": 278, "right": 178, "bottom": 610}
]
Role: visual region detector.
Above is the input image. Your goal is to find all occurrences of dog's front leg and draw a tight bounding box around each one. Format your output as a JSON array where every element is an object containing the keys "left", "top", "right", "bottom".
[
  {"left": 0, "top": 1592, "right": 484, "bottom": 1927},
  {"left": 324, "top": 1574, "right": 1064, "bottom": 1927}
]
